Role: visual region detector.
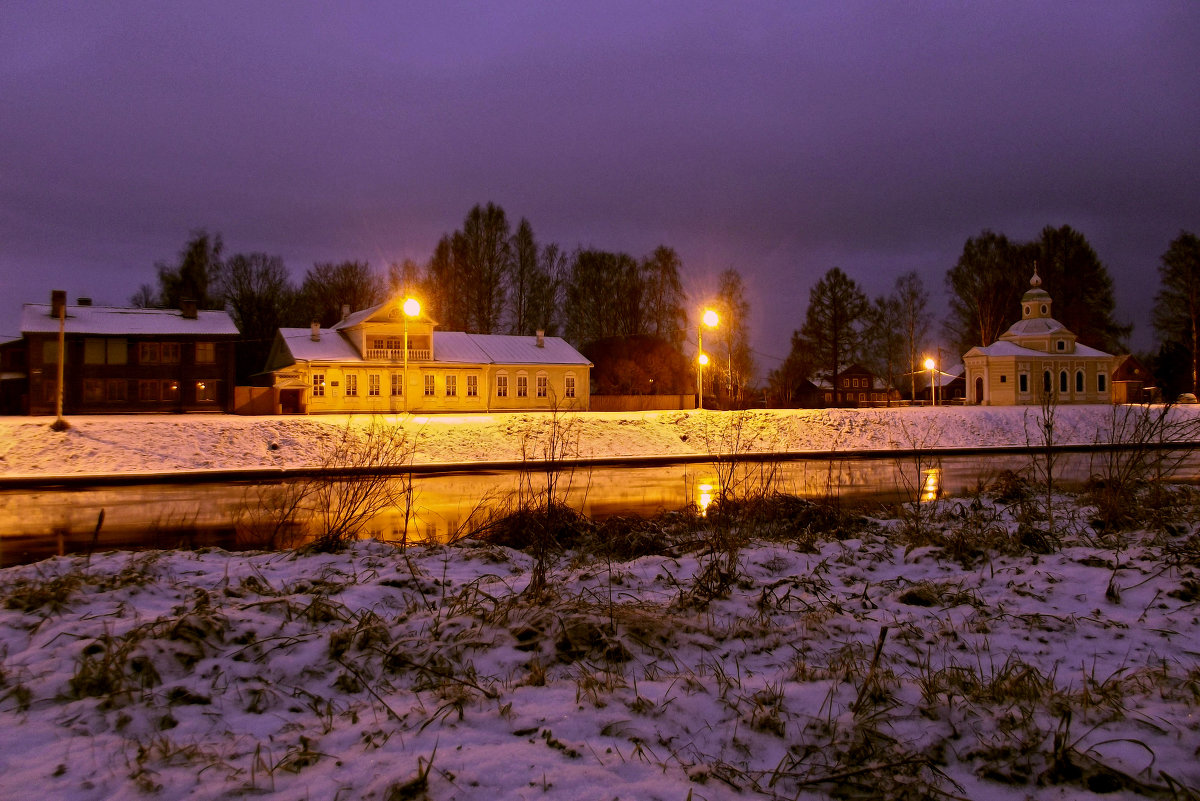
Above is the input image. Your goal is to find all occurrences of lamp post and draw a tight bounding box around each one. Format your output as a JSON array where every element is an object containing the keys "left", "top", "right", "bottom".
[
  {"left": 697, "top": 308, "right": 719, "bottom": 410},
  {"left": 402, "top": 297, "right": 420, "bottom": 414},
  {"left": 924, "top": 357, "right": 937, "bottom": 407},
  {"left": 50, "top": 290, "right": 69, "bottom": 431}
]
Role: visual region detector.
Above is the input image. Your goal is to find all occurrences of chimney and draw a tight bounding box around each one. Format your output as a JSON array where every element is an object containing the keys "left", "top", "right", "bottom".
[
  {"left": 76, "top": 297, "right": 92, "bottom": 306},
  {"left": 536, "top": 329, "right": 545, "bottom": 348},
  {"left": 310, "top": 322, "right": 321, "bottom": 342},
  {"left": 180, "top": 298, "right": 198, "bottom": 319},
  {"left": 50, "top": 289, "right": 67, "bottom": 318},
  {"left": 341, "top": 304, "right": 350, "bottom": 321}
]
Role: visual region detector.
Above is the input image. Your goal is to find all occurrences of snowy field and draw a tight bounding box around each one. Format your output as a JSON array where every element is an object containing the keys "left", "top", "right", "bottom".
[
  {"left": 3, "top": 405, "right": 1200, "bottom": 477},
  {"left": 1, "top": 495, "right": 1199, "bottom": 801},
  {"left": 2, "top": 405, "right": 1200, "bottom": 800}
]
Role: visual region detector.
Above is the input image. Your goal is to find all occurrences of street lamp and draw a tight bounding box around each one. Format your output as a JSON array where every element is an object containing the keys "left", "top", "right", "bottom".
[
  {"left": 698, "top": 308, "right": 718, "bottom": 409},
  {"left": 924, "top": 357, "right": 937, "bottom": 407},
  {"left": 402, "top": 297, "right": 420, "bottom": 413}
]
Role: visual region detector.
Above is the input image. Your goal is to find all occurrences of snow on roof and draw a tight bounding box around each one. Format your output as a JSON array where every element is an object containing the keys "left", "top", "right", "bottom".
[
  {"left": 20, "top": 303, "right": 238, "bottom": 336},
  {"left": 467, "top": 333, "right": 591, "bottom": 366},
  {"left": 332, "top": 299, "right": 437, "bottom": 331},
  {"left": 431, "top": 331, "right": 493, "bottom": 364},
  {"left": 968, "top": 340, "right": 1112, "bottom": 359},
  {"left": 936, "top": 364, "right": 965, "bottom": 386},
  {"left": 279, "top": 328, "right": 591, "bottom": 367},
  {"left": 331, "top": 301, "right": 387, "bottom": 331},
  {"left": 1003, "top": 317, "right": 1069, "bottom": 337},
  {"left": 277, "top": 328, "right": 362, "bottom": 362}
]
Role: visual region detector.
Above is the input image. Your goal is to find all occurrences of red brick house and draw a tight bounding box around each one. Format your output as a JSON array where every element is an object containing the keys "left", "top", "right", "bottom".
[{"left": 4, "top": 295, "right": 238, "bottom": 415}]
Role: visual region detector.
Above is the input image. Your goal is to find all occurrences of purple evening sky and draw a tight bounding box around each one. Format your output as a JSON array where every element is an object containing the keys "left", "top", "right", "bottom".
[{"left": 1, "top": 2, "right": 1197, "bottom": 372}]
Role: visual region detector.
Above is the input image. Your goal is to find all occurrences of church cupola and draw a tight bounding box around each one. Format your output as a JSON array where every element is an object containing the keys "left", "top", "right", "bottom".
[{"left": 1021, "top": 263, "right": 1052, "bottom": 320}]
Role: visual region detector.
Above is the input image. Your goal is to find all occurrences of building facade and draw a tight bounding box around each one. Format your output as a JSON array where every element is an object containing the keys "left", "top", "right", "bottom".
[
  {"left": 5, "top": 296, "right": 239, "bottom": 415},
  {"left": 963, "top": 270, "right": 1115, "bottom": 405},
  {"left": 262, "top": 298, "right": 591, "bottom": 414}
]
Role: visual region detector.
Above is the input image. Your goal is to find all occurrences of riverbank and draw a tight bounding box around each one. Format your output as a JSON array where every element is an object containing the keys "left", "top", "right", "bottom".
[
  {"left": 3, "top": 499, "right": 1198, "bottom": 800},
  {"left": 2, "top": 405, "right": 1197, "bottom": 477}
]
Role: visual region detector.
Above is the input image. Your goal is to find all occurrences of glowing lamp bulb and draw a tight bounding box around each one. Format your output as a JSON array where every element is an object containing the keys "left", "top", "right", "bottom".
[
  {"left": 403, "top": 297, "right": 421, "bottom": 317},
  {"left": 702, "top": 309, "right": 719, "bottom": 328},
  {"left": 698, "top": 353, "right": 709, "bottom": 366},
  {"left": 923, "top": 358, "right": 935, "bottom": 371}
]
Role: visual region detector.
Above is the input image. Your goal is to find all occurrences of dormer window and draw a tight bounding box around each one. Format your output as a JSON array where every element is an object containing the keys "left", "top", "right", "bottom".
[{"left": 1056, "top": 340, "right": 1065, "bottom": 351}]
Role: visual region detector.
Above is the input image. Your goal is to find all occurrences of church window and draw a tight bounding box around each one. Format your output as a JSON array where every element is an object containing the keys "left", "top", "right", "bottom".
[{"left": 1075, "top": 371, "right": 1084, "bottom": 393}]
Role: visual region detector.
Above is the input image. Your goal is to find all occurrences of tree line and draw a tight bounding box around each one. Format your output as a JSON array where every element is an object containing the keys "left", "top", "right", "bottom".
[
  {"left": 770, "top": 224, "right": 1200, "bottom": 405},
  {"left": 135, "top": 214, "right": 1200, "bottom": 403},
  {"left": 133, "top": 204, "right": 756, "bottom": 396}
]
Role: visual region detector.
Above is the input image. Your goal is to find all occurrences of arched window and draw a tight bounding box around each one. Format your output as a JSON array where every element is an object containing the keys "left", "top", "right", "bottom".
[
  {"left": 1059, "top": 370, "right": 1068, "bottom": 393},
  {"left": 1043, "top": 371, "right": 1052, "bottom": 394},
  {"left": 1075, "top": 370, "right": 1084, "bottom": 393}
]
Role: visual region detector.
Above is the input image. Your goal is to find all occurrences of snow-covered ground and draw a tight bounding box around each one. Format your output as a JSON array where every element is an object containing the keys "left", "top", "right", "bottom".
[
  {"left": 3, "top": 405, "right": 1198, "bottom": 477},
  {"left": 2, "top": 497, "right": 1198, "bottom": 800}
]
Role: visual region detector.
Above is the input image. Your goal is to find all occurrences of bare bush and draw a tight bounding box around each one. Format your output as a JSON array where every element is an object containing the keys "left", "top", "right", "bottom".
[
  {"left": 1087, "top": 402, "right": 1200, "bottom": 532},
  {"left": 304, "top": 417, "right": 417, "bottom": 551}
]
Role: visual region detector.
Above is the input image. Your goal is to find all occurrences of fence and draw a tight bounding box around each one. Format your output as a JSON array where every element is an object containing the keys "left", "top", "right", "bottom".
[{"left": 589, "top": 394, "right": 696, "bottom": 412}]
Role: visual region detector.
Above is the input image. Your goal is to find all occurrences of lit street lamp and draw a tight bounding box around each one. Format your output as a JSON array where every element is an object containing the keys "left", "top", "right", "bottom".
[
  {"left": 924, "top": 357, "right": 937, "bottom": 407},
  {"left": 402, "top": 297, "right": 420, "bottom": 413},
  {"left": 697, "top": 308, "right": 718, "bottom": 410}
]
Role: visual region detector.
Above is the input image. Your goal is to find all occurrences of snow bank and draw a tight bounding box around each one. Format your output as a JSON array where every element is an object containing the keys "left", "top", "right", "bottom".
[{"left": 1, "top": 405, "right": 1196, "bottom": 477}]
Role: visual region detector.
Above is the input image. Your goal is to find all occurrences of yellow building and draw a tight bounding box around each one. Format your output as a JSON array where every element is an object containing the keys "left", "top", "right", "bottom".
[
  {"left": 963, "top": 269, "right": 1114, "bottom": 405},
  {"left": 263, "top": 298, "right": 591, "bottom": 414}
]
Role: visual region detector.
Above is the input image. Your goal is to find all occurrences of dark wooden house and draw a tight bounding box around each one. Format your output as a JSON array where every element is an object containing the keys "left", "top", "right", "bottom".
[
  {"left": 1111, "top": 354, "right": 1155, "bottom": 404},
  {"left": 6, "top": 295, "right": 238, "bottom": 415}
]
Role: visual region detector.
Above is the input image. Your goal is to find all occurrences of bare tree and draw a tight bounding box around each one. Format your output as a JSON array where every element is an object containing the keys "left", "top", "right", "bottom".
[
  {"left": 452, "top": 203, "right": 512, "bottom": 334},
  {"left": 298, "top": 261, "right": 383, "bottom": 327},
  {"left": 864, "top": 293, "right": 904, "bottom": 404},
  {"left": 894, "top": 271, "right": 929, "bottom": 398},
  {"left": 387, "top": 258, "right": 425, "bottom": 299},
  {"left": 641, "top": 246, "right": 688, "bottom": 348},
  {"left": 714, "top": 268, "right": 755, "bottom": 407}
]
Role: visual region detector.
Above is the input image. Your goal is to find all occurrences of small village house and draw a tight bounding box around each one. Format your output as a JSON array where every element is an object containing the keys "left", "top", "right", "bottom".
[
  {"left": 261, "top": 297, "right": 591, "bottom": 414},
  {"left": 2, "top": 294, "right": 238, "bottom": 415}
]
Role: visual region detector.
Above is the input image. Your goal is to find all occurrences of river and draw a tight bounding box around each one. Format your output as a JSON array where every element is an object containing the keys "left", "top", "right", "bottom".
[{"left": 2, "top": 446, "right": 1197, "bottom": 566}]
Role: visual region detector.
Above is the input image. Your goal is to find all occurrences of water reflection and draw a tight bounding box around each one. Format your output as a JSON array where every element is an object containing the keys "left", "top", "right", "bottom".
[
  {"left": 4, "top": 449, "right": 1199, "bottom": 566},
  {"left": 921, "top": 468, "right": 941, "bottom": 502}
]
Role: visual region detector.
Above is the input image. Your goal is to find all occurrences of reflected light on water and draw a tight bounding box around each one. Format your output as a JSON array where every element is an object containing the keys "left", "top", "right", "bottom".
[
  {"left": 697, "top": 483, "right": 714, "bottom": 515},
  {"left": 921, "top": 468, "right": 941, "bottom": 503}
]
